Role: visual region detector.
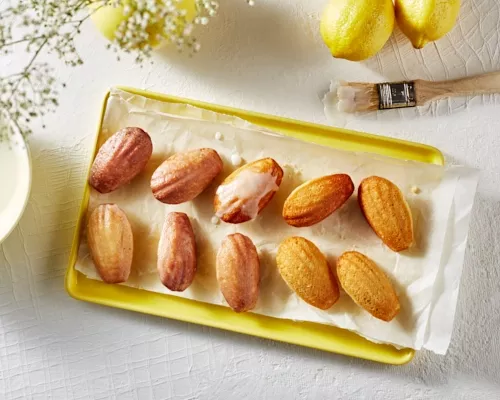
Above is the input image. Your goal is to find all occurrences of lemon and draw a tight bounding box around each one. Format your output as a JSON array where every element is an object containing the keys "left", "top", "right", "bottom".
[
  {"left": 320, "top": 0, "right": 395, "bottom": 62},
  {"left": 395, "top": 0, "right": 461, "bottom": 49},
  {"left": 90, "top": 0, "right": 196, "bottom": 49}
]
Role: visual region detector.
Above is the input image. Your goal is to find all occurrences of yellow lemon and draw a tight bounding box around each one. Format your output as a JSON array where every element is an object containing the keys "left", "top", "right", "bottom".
[
  {"left": 320, "top": 0, "right": 395, "bottom": 62},
  {"left": 395, "top": 0, "right": 461, "bottom": 49},
  {"left": 90, "top": 0, "right": 196, "bottom": 49}
]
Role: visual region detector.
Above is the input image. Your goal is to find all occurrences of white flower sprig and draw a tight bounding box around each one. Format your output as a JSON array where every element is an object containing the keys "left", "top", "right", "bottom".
[
  {"left": 111, "top": 0, "right": 214, "bottom": 62},
  {"left": 0, "top": 0, "right": 255, "bottom": 142}
]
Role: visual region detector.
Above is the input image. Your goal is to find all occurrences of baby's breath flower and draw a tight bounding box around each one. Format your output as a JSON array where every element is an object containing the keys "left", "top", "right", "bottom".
[{"left": 183, "top": 23, "right": 194, "bottom": 36}]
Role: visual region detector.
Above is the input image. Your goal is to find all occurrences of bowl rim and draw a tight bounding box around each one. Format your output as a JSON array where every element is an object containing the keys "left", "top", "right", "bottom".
[{"left": 0, "top": 112, "right": 32, "bottom": 244}]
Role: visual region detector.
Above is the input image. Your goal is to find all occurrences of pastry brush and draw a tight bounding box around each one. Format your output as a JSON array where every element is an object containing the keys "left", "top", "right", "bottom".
[{"left": 335, "top": 71, "right": 500, "bottom": 112}]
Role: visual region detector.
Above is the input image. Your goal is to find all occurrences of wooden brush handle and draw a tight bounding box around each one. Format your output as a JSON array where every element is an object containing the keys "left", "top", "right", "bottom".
[{"left": 416, "top": 71, "right": 500, "bottom": 104}]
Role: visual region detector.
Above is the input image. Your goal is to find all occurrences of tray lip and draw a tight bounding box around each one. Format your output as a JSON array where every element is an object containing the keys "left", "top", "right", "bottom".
[
  {"left": 66, "top": 271, "right": 415, "bottom": 365},
  {"left": 66, "top": 86, "right": 445, "bottom": 366},
  {"left": 115, "top": 86, "right": 444, "bottom": 165}
]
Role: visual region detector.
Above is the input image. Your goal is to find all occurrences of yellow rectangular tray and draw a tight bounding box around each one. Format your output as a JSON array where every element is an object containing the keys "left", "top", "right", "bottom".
[{"left": 65, "top": 86, "right": 444, "bottom": 365}]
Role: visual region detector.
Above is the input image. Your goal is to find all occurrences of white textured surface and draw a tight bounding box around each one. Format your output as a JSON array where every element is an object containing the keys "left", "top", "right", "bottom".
[{"left": 1, "top": 0, "right": 500, "bottom": 398}]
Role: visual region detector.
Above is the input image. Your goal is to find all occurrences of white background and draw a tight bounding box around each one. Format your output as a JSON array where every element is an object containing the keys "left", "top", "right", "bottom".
[{"left": 1, "top": 0, "right": 500, "bottom": 398}]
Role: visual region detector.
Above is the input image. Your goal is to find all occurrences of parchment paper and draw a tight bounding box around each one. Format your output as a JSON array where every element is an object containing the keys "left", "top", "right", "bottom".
[{"left": 75, "top": 88, "right": 478, "bottom": 354}]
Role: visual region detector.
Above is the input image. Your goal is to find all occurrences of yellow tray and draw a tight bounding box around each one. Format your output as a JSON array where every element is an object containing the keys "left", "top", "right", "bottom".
[{"left": 65, "top": 86, "right": 444, "bottom": 365}]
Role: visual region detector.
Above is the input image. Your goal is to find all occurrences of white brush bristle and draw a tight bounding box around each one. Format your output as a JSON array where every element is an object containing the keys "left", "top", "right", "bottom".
[
  {"left": 336, "top": 81, "right": 379, "bottom": 113},
  {"left": 337, "top": 84, "right": 358, "bottom": 113}
]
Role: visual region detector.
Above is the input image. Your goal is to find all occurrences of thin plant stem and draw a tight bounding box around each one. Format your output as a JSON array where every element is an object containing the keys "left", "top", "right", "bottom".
[{"left": 8, "top": 38, "right": 49, "bottom": 100}]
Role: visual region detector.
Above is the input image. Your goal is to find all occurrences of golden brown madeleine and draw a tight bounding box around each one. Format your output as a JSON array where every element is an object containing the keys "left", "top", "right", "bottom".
[
  {"left": 151, "top": 148, "right": 223, "bottom": 204},
  {"left": 89, "top": 127, "right": 153, "bottom": 193},
  {"left": 358, "top": 176, "right": 413, "bottom": 252},
  {"left": 337, "top": 251, "right": 400, "bottom": 322},
  {"left": 216, "top": 233, "right": 260, "bottom": 312},
  {"left": 276, "top": 237, "right": 339, "bottom": 310},
  {"left": 87, "top": 204, "right": 133, "bottom": 284},
  {"left": 214, "top": 158, "right": 283, "bottom": 224},
  {"left": 283, "top": 174, "right": 354, "bottom": 227},
  {"left": 157, "top": 212, "right": 197, "bottom": 292}
]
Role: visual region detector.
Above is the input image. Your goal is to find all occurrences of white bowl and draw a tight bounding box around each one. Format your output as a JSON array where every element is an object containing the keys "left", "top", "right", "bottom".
[{"left": 0, "top": 113, "right": 32, "bottom": 244}]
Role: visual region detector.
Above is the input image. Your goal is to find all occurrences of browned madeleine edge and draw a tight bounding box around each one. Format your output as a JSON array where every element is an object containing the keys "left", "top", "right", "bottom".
[
  {"left": 337, "top": 251, "right": 400, "bottom": 322},
  {"left": 358, "top": 176, "right": 414, "bottom": 252},
  {"left": 283, "top": 173, "right": 354, "bottom": 227},
  {"left": 276, "top": 236, "right": 339, "bottom": 310}
]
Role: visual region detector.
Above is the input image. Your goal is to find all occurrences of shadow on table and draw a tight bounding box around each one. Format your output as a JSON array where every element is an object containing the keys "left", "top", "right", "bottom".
[{"left": 408, "top": 191, "right": 500, "bottom": 384}]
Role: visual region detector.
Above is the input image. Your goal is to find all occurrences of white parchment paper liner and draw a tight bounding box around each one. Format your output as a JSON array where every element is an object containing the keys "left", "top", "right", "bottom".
[{"left": 75, "top": 88, "right": 478, "bottom": 354}]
